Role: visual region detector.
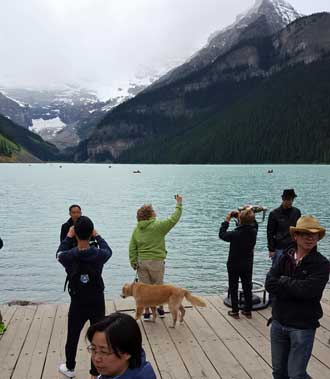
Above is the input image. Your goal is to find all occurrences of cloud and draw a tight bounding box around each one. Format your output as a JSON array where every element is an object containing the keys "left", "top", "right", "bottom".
[{"left": 0, "top": 0, "right": 328, "bottom": 97}]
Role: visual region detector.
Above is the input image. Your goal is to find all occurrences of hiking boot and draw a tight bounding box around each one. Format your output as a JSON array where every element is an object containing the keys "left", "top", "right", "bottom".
[
  {"left": 227, "top": 311, "right": 239, "bottom": 319},
  {"left": 59, "top": 363, "right": 76, "bottom": 378},
  {"left": 0, "top": 322, "right": 6, "bottom": 335},
  {"left": 157, "top": 307, "right": 165, "bottom": 318},
  {"left": 241, "top": 311, "right": 252, "bottom": 319},
  {"left": 143, "top": 313, "right": 151, "bottom": 322}
]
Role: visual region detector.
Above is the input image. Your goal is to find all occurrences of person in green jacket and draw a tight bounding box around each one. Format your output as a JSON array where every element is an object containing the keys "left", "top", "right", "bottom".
[{"left": 129, "top": 195, "right": 183, "bottom": 321}]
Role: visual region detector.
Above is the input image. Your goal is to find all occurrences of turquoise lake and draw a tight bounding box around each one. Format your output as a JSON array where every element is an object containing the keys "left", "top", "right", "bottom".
[{"left": 0, "top": 164, "right": 329, "bottom": 303}]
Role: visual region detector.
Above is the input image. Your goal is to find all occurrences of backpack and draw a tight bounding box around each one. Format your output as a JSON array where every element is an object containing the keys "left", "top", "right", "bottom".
[{"left": 64, "top": 258, "right": 104, "bottom": 301}]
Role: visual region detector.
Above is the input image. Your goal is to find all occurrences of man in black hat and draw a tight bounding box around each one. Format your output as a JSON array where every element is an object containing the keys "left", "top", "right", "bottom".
[{"left": 267, "top": 189, "right": 301, "bottom": 266}]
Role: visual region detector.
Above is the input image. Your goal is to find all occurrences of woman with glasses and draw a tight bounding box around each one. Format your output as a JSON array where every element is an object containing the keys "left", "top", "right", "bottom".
[{"left": 86, "top": 312, "right": 156, "bottom": 379}]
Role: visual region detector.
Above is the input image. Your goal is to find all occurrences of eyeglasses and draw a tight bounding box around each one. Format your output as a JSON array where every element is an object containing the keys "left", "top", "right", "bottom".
[
  {"left": 87, "top": 345, "right": 113, "bottom": 357},
  {"left": 296, "top": 232, "right": 319, "bottom": 239}
]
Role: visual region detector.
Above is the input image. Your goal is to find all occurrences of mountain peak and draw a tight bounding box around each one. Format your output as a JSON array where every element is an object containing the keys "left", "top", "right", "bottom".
[
  {"left": 252, "top": 0, "right": 303, "bottom": 24},
  {"left": 149, "top": 0, "right": 302, "bottom": 91}
]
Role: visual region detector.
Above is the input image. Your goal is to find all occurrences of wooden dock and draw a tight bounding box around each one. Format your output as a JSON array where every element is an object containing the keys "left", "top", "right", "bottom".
[{"left": 1, "top": 290, "right": 330, "bottom": 379}]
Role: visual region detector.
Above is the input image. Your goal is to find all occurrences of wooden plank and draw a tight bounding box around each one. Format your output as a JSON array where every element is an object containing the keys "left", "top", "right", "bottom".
[
  {"left": 113, "top": 297, "right": 136, "bottom": 311},
  {"left": 163, "top": 307, "right": 221, "bottom": 378},
  {"left": 0, "top": 305, "right": 37, "bottom": 379},
  {"left": 105, "top": 299, "right": 116, "bottom": 314},
  {"left": 182, "top": 305, "right": 251, "bottom": 378},
  {"left": 321, "top": 299, "right": 330, "bottom": 317},
  {"left": 208, "top": 296, "right": 272, "bottom": 370},
  {"left": 12, "top": 304, "right": 56, "bottom": 379},
  {"left": 142, "top": 316, "right": 191, "bottom": 379},
  {"left": 42, "top": 303, "right": 69, "bottom": 379},
  {"left": 0, "top": 305, "right": 17, "bottom": 341},
  {"left": 321, "top": 289, "right": 330, "bottom": 304},
  {"left": 199, "top": 296, "right": 271, "bottom": 379},
  {"left": 315, "top": 325, "right": 330, "bottom": 348}
]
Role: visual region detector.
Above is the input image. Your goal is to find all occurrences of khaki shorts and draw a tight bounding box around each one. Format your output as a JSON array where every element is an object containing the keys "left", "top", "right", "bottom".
[{"left": 137, "top": 259, "right": 165, "bottom": 285}]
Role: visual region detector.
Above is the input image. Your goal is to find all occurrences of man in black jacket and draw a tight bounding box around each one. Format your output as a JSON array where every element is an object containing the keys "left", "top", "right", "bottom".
[
  {"left": 60, "top": 204, "right": 82, "bottom": 244},
  {"left": 265, "top": 215, "right": 330, "bottom": 379},
  {"left": 57, "top": 216, "right": 112, "bottom": 379},
  {"left": 219, "top": 209, "right": 258, "bottom": 319},
  {"left": 267, "top": 189, "right": 301, "bottom": 266}
]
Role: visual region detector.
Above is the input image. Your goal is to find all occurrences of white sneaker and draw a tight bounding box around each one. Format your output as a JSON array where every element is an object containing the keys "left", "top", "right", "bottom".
[{"left": 59, "top": 363, "right": 76, "bottom": 378}]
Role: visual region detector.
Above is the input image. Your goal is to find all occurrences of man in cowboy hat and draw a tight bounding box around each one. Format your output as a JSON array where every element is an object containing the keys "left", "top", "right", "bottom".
[
  {"left": 266, "top": 215, "right": 330, "bottom": 379},
  {"left": 267, "top": 189, "right": 301, "bottom": 265}
]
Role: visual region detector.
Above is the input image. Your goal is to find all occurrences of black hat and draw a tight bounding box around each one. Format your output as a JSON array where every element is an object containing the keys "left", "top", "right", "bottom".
[{"left": 282, "top": 189, "right": 297, "bottom": 199}]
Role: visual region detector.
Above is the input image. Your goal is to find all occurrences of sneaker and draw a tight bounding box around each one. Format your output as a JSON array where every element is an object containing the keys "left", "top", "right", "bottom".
[
  {"left": 59, "top": 363, "right": 76, "bottom": 378},
  {"left": 157, "top": 307, "right": 165, "bottom": 318},
  {"left": 241, "top": 311, "right": 252, "bottom": 319},
  {"left": 0, "top": 322, "right": 6, "bottom": 335},
  {"left": 143, "top": 313, "right": 151, "bottom": 322},
  {"left": 227, "top": 311, "right": 239, "bottom": 319}
]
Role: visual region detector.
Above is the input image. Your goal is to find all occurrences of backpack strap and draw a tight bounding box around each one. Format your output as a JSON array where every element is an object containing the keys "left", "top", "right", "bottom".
[{"left": 63, "top": 252, "right": 80, "bottom": 293}]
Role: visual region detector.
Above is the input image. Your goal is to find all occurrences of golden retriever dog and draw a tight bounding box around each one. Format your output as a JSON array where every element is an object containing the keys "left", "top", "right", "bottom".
[{"left": 121, "top": 282, "right": 206, "bottom": 328}]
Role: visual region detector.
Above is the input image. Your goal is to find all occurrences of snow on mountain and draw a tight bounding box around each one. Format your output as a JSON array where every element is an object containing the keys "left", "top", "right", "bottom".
[
  {"left": 267, "top": 0, "right": 302, "bottom": 24},
  {"left": 29, "top": 117, "right": 66, "bottom": 136}
]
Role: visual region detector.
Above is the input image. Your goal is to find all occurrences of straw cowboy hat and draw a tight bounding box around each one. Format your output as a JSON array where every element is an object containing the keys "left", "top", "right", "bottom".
[{"left": 290, "top": 215, "right": 326, "bottom": 240}]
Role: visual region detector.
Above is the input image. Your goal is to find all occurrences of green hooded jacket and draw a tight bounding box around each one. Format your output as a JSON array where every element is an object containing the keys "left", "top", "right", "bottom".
[{"left": 129, "top": 204, "right": 182, "bottom": 268}]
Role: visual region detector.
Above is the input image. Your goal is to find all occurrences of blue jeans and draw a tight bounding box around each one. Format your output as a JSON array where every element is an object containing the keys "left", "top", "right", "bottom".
[{"left": 271, "top": 320, "right": 315, "bottom": 379}]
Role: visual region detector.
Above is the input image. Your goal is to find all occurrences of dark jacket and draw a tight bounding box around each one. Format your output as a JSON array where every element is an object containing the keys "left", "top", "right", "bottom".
[
  {"left": 56, "top": 235, "right": 112, "bottom": 303},
  {"left": 265, "top": 247, "right": 330, "bottom": 329},
  {"left": 219, "top": 221, "right": 258, "bottom": 268},
  {"left": 99, "top": 350, "right": 156, "bottom": 379},
  {"left": 60, "top": 218, "right": 74, "bottom": 243},
  {"left": 267, "top": 205, "right": 301, "bottom": 251}
]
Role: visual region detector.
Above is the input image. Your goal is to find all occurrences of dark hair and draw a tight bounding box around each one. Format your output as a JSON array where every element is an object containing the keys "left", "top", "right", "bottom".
[
  {"left": 74, "top": 216, "right": 94, "bottom": 240},
  {"left": 69, "top": 204, "right": 81, "bottom": 212},
  {"left": 86, "top": 313, "right": 142, "bottom": 368}
]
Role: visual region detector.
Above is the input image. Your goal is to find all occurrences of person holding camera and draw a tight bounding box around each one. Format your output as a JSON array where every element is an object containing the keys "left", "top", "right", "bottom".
[
  {"left": 56, "top": 216, "right": 112, "bottom": 378},
  {"left": 219, "top": 208, "right": 258, "bottom": 319},
  {"left": 129, "top": 195, "right": 182, "bottom": 321}
]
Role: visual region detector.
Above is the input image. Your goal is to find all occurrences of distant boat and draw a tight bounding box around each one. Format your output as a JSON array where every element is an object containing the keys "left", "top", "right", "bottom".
[
  {"left": 267, "top": 169, "right": 273, "bottom": 174},
  {"left": 108, "top": 165, "right": 112, "bottom": 168},
  {"left": 133, "top": 170, "right": 141, "bottom": 174}
]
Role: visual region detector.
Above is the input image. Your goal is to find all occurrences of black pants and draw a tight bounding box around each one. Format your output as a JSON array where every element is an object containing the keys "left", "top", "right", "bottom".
[
  {"left": 228, "top": 266, "right": 252, "bottom": 313},
  {"left": 65, "top": 296, "right": 105, "bottom": 375}
]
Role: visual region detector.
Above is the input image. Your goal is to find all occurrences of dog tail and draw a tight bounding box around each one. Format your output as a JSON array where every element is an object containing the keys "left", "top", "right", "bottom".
[{"left": 184, "top": 290, "right": 206, "bottom": 307}]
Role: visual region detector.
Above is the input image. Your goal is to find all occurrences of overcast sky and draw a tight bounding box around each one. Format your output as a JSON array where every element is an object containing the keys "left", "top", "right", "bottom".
[{"left": 0, "top": 0, "right": 329, "bottom": 98}]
